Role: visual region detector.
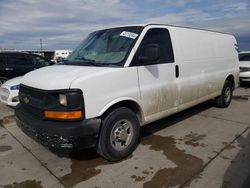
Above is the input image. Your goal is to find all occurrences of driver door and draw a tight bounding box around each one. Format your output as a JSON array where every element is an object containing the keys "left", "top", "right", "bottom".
[{"left": 135, "top": 28, "right": 178, "bottom": 123}]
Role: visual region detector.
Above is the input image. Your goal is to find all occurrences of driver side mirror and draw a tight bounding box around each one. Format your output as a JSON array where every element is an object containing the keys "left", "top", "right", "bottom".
[{"left": 138, "top": 44, "right": 160, "bottom": 64}]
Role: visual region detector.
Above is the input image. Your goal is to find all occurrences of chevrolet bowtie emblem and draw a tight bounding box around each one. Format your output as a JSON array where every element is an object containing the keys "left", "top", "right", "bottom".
[{"left": 23, "top": 96, "right": 30, "bottom": 104}]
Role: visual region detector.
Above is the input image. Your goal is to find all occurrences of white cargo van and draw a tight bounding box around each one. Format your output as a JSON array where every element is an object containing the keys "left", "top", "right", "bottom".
[{"left": 16, "top": 24, "right": 239, "bottom": 161}]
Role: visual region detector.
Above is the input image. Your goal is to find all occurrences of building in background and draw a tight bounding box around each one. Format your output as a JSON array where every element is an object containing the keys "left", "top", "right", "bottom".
[{"left": 0, "top": 48, "right": 15, "bottom": 52}]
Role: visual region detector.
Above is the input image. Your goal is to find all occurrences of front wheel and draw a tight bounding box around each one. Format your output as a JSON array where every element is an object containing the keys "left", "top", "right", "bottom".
[
  {"left": 214, "top": 81, "right": 233, "bottom": 108},
  {"left": 97, "top": 107, "right": 140, "bottom": 161}
]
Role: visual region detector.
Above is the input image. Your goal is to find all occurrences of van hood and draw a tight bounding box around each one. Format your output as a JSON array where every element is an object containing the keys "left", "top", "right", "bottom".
[{"left": 22, "top": 65, "right": 110, "bottom": 90}]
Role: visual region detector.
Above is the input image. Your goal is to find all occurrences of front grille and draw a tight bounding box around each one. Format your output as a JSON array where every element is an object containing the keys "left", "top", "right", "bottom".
[
  {"left": 19, "top": 85, "right": 46, "bottom": 119},
  {"left": 240, "top": 67, "right": 250, "bottom": 72},
  {"left": 19, "top": 84, "right": 45, "bottom": 100}
]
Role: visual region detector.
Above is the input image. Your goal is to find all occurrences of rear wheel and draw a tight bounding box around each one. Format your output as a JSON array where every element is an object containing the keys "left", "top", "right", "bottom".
[
  {"left": 214, "top": 81, "right": 233, "bottom": 108},
  {"left": 97, "top": 107, "right": 140, "bottom": 161}
]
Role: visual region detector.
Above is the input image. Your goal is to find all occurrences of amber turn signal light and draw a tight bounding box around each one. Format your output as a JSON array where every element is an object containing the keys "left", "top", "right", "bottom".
[{"left": 44, "top": 111, "right": 83, "bottom": 120}]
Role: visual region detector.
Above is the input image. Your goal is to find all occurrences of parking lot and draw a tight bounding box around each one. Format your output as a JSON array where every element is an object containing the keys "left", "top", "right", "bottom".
[{"left": 0, "top": 85, "right": 250, "bottom": 188}]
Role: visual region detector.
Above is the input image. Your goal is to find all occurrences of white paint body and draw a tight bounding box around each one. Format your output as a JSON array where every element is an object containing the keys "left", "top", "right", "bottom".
[
  {"left": 0, "top": 76, "right": 22, "bottom": 107},
  {"left": 21, "top": 25, "right": 239, "bottom": 125},
  {"left": 239, "top": 51, "right": 250, "bottom": 82}
]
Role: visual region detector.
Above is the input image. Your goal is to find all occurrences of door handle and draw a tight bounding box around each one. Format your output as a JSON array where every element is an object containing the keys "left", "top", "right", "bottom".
[
  {"left": 175, "top": 65, "right": 179, "bottom": 78},
  {"left": 5, "top": 68, "right": 13, "bottom": 71}
]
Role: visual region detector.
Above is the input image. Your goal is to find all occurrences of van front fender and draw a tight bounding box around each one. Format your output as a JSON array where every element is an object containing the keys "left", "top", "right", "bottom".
[{"left": 98, "top": 97, "right": 145, "bottom": 125}]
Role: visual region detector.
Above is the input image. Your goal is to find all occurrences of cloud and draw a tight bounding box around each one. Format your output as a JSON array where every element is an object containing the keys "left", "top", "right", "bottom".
[
  {"left": 0, "top": 0, "right": 249, "bottom": 50},
  {"left": 0, "top": 0, "right": 137, "bottom": 50},
  {"left": 144, "top": 1, "right": 250, "bottom": 50}
]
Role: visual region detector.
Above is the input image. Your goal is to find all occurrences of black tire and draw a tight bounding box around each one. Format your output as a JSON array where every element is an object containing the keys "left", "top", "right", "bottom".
[
  {"left": 214, "top": 80, "right": 233, "bottom": 108},
  {"left": 97, "top": 107, "right": 140, "bottom": 161}
]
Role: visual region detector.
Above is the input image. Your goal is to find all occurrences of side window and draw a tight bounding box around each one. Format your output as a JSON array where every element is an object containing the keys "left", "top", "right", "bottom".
[
  {"left": 137, "top": 28, "right": 174, "bottom": 65},
  {"left": 6, "top": 54, "right": 30, "bottom": 66},
  {"left": 30, "top": 55, "right": 50, "bottom": 67}
]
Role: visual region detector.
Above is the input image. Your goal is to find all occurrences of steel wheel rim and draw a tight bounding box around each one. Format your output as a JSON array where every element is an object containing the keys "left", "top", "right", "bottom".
[
  {"left": 110, "top": 119, "right": 134, "bottom": 151},
  {"left": 224, "top": 87, "right": 231, "bottom": 103}
]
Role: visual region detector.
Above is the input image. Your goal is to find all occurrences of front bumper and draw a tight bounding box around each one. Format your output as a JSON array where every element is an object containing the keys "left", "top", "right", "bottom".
[
  {"left": 0, "top": 86, "right": 19, "bottom": 107},
  {"left": 240, "top": 72, "right": 250, "bottom": 82},
  {"left": 15, "top": 104, "right": 101, "bottom": 150}
]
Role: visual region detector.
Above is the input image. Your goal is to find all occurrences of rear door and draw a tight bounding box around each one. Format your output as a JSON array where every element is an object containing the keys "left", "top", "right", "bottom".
[{"left": 135, "top": 27, "right": 178, "bottom": 123}]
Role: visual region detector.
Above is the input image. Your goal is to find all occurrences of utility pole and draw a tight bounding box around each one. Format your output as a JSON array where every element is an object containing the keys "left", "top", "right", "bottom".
[{"left": 40, "top": 38, "right": 43, "bottom": 51}]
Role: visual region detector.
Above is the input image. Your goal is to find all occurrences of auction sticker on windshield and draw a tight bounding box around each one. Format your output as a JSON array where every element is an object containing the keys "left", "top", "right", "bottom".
[{"left": 120, "top": 31, "right": 138, "bottom": 39}]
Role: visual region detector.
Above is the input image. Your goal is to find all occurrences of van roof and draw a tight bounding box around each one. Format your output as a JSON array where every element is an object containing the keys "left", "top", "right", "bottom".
[{"left": 107, "top": 24, "right": 233, "bottom": 36}]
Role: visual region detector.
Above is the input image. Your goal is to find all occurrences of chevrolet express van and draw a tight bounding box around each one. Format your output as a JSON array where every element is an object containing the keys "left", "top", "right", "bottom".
[{"left": 16, "top": 24, "right": 239, "bottom": 161}]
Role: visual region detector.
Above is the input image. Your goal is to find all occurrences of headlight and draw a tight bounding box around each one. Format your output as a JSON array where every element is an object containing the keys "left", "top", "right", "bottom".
[
  {"left": 59, "top": 94, "right": 67, "bottom": 106},
  {"left": 44, "top": 89, "right": 84, "bottom": 120},
  {"left": 10, "top": 84, "right": 20, "bottom": 90}
]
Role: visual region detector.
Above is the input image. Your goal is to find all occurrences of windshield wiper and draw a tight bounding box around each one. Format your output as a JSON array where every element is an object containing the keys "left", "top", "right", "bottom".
[
  {"left": 62, "top": 57, "right": 121, "bottom": 67},
  {"left": 74, "top": 57, "right": 103, "bottom": 66}
]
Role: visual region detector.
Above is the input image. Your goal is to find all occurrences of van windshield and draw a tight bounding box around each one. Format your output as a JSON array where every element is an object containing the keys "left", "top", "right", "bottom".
[{"left": 66, "top": 26, "right": 143, "bottom": 67}]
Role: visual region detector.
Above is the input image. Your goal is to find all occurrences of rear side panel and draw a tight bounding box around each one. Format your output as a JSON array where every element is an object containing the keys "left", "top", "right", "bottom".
[{"left": 169, "top": 27, "right": 239, "bottom": 111}]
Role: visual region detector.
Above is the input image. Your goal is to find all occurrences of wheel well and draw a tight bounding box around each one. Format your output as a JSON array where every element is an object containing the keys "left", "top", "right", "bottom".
[
  {"left": 226, "top": 75, "right": 235, "bottom": 89},
  {"left": 101, "top": 100, "right": 144, "bottom": 125}
]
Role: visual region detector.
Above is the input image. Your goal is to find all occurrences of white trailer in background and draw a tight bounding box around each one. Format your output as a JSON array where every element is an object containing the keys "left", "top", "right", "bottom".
[{"left": 52, "top": 50, "right": 72, "bottom": 62}]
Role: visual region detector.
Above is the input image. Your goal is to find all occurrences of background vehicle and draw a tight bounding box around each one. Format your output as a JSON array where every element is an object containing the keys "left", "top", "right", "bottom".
[
  {"left": 16, "top": 24, "right": 239, "bottom": 161},
  {"left": 239, "top": 51, "right": 250, "bottom": 83},
  {"left": 0, "top": 52, "right": 52, "bottom": 85},
  {"left": 0, "top": 76, "right": 22, "bottom": 107}
]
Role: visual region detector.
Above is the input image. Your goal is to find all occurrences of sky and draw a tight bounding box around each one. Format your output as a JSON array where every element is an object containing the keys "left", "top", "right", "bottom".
[{"left": 0, "top": 0, "right": 250, "bottom": 51}]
